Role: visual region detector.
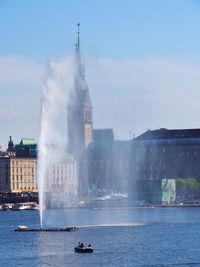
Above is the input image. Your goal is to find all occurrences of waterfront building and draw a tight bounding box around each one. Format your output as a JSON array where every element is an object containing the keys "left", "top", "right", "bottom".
[
  {"left": 87, "top": 129, "right": 130, "bottom": 195},
  {"left": 0, "top": 137, "right": 79, "bottom": 204},
  {"left": 113, "top": 140, "right": 131, "bottom": 192},
  {"left": 129, "top": 128, "right": 200, "bottom": 204},
  {"left": 0, "top": 156, "right": 38, "bottom": 193},
  {"left": 0, "top": 137, "right": 38, "bottom": 194},
  {"left": 88, "top": 129, "right": 114, "bottom": 194},
  {"left": 44, "top": 153, "right": 79, "bottom": 208}
]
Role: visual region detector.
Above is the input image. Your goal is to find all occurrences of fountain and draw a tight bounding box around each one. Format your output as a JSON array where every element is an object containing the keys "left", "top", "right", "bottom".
[
  {"left": 36, "top": 23, "right": 91, "bottom": 229},
  {"left": 15, "top": 24, "right": 130, "bottom": 232},
  {"left": 15, "top": 56, "right": 80, "bottom": 231},
  {"left": 37, "top": 58, "right": 80, "bottom": 228}
]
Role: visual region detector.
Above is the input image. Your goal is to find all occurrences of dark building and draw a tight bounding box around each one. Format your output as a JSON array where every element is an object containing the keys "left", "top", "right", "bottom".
[
  {"left": 15, "top": 138, "right": 37, "bottom": 158},
  {"left": 113, "top": 140, "right": 130, "bottom": 192},
  {"left": 88, "top": 129, "right": 114, "bottom": 194},
  {"left": 129, "top": 128, "right": 200, "bottom": 204},
  {"left": 88, "top": 129, "right": 130, "bottom": 195}
]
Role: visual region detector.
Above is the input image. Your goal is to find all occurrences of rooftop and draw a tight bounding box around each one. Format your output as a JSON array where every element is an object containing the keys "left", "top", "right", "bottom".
[
  {"left": 19, "top": 138, "right": 37, "bottom": 146},
  {"left": 135, "top": 128, "right": 200, "bottom": 141},
  {"left": 93, "top": 129, "right": 114, "bottom": 143}
]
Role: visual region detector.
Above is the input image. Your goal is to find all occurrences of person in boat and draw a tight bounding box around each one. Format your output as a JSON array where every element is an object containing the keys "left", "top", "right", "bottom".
[
  {"left": 78, "top": 242, "right": 84, "bottom": 248},
  {"left": 87, "top": 244, "right": 91, "bottom": 248}
]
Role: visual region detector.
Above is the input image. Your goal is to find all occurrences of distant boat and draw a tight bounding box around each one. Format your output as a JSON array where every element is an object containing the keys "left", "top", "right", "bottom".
[
  {"left": 1, "top": 203, "right": 14, "bottom": 211},
  {"left": 74, "top": 245, "right": 93, "bottom": 253},
  {"left": 13, "top": 202, "right": 38, "bottom": 211},
  {"left": 15, "top": 225, "right": 29, "bottom": 231}
]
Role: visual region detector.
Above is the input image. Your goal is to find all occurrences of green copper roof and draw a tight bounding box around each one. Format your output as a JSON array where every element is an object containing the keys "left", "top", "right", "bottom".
[{"left": 20, "top": 138, "right": 37, "bottom": 145}]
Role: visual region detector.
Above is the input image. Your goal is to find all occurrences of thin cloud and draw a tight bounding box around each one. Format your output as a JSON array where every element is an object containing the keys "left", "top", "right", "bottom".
[
  {"left": 0, "top": 108, "right": 21, "bottom": 120},
  {"left": 86, "top": 57, "right": 200, "bottom": 93},
  {"left": 86, "top": 57, "right": 200, "bottom": 138},
  {"left": 0, "top": 55, "right": 46, "bottom": 92},
  {"left": 1, "top": 54, "right": 200, "bottom": 146}
]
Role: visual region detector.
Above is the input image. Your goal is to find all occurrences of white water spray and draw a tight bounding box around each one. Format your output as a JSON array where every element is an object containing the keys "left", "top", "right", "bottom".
[{"left": 37, "top": 58, "right": 76, "bottom": 227}]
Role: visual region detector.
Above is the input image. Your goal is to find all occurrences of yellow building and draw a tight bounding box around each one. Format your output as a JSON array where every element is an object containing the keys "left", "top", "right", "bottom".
[
  {"left": 0, "top": 138, "right": 79, "bottom": 198},
  {"left": 0, "top": 155, "right": 79, "bottom": 195},
  {"left": 0, "top": 156, "right": 38, "bottom": 193}
]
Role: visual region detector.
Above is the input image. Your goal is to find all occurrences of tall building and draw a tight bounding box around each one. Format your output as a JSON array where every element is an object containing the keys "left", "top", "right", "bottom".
[
  {"left": 131, "top": 128, "right": 200, "bottom": 181},
  {"left": 129, "top": 128, "right": 200, "bottom": 204},
  {"left": 87, "top": 129, "right": 130, "bottom": 195},
  {"left": 88, "top": 129, "right": 114, "bottom": 193},
  {"left": 67, "top": 23, "right": 93, "bottom": 158}
]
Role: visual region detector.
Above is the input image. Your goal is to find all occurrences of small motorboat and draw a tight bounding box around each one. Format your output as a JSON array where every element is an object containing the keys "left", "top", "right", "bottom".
[
  {"left": 15, "top": 225, "right": 29, "bottom": 231},
  {"left": 74, "top": 245, "right": 93, "bottom": 253},
  {"left": 66, "top": 226, "right": 79, "bottom": 232}
]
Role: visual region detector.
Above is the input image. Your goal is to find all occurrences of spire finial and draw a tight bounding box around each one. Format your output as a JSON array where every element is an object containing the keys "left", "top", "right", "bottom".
[{"left": 77, "top": 22, "right": 80, "bottom": 50}]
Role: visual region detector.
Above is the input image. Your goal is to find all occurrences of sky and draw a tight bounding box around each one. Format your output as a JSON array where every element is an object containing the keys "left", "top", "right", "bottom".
[{"left": 1, "top": 0, "right": 200, "bottom": 148}]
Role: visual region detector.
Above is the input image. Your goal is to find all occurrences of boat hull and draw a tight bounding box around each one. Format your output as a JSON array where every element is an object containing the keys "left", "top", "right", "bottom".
[{"left": 74, "top": 247, "right": 93, "bottom": 253}]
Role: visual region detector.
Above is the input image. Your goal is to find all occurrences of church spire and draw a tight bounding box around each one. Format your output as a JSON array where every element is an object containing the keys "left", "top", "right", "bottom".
[
  {"left": 68, "top": 23, "right": 93, "bottom": 156},
  {"left": 76, "top": 22, "right": 80, "bottom": 55},
  {"left": 75, "top": 22, "right": 85, "bottom": 80},
  {"left": 77, "top": 22, "right": 80, "bottom": 51}
]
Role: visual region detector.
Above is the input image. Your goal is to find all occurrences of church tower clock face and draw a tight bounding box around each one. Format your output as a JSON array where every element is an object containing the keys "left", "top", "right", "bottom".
[{"left": 84, "top": 124, "right": 93, "bottom": 148}]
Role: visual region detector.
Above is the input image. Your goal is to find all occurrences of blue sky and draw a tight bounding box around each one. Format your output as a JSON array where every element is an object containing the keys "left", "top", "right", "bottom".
[
  {"left": 1, "top": 0, "right": 200, "bottom": 148},
  {"left": 1, "top": 0, "right": 200, "bottom": 59}
]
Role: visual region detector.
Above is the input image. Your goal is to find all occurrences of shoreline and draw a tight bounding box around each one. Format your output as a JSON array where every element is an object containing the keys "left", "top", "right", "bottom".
[{"left": 1, "top": 203, "right": 200, "bottom": 211}]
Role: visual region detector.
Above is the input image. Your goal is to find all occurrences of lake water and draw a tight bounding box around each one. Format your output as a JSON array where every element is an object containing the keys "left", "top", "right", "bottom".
[{"left": 1, "top": 207, "right": 200, "bottom": 267}]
